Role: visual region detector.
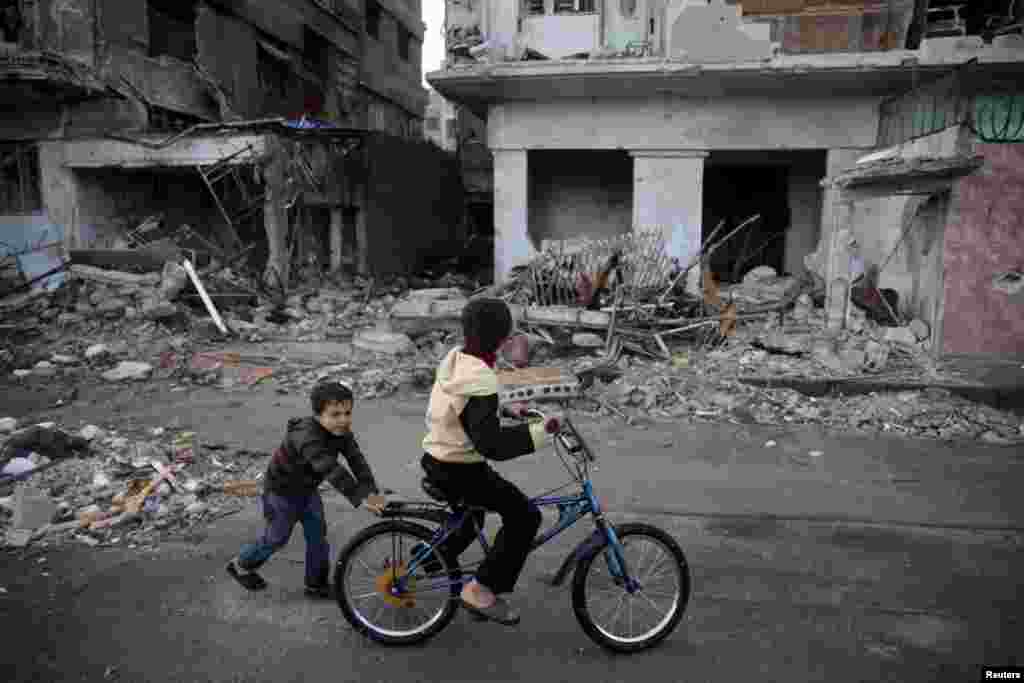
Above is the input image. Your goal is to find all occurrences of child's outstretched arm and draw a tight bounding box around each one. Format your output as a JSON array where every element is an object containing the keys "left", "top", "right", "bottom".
[
  {"left": 299, "top": 434, "right": 379, "bottom": 507},
  {"left": 460, "top": 394, "right": 548, "bottom": 462}
]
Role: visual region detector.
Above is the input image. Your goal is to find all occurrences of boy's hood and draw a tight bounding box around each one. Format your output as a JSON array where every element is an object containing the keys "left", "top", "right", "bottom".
[
  {"left": 434, "top": 347, "right": 497, "bottom": 398},
  {"left": 287, "top": 416, "right": 326, "bottom": 436}
]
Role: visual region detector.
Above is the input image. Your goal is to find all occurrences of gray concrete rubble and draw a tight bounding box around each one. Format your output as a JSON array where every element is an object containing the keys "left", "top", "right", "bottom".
[{"left": 3, "top": 260, "right": 1023, "bottom": 554}]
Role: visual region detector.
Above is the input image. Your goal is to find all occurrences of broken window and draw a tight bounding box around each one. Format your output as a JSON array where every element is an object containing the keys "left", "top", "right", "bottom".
[
  {"left": 0, "top": 0, "right": 23, "bottom": 44},
  {"left": 148, "top": 0, "right": 197, "bottom": 61},
  {"left": 425, "top": 116, "right": 440, "bottom": 132},
  {"left": 0, "top": 143, "right": 43, "bottom": 214},
  {"left": 366, "top": 0, "right": 381, "bottom": 39},
  {"left": 257, "top": 42, "right": 291, "bottom": 100},
  {"left": 398, "top": 24, "right": 411, "bottom": 61},
  {"left": 446, "top": 119, "right": 457, "bottom": 141},
  {"left": 304, "top": 26, "right": 330, "bottom": 81},
  {"left": 555, "top": 0, "right": 595, "bottom": 14},
  {"left": 524, "top": 0, "right": 545, "bottom": 16}
]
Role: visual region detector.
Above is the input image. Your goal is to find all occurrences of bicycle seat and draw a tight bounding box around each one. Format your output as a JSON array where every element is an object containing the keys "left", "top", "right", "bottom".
[{"left": 420, "top": 477, "right": 485, "bottom": 512}]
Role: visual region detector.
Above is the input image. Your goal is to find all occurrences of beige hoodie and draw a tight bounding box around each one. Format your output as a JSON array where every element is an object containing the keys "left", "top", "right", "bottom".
[{"left": 422, "top": 348, "right": 545, "bottom": 464}]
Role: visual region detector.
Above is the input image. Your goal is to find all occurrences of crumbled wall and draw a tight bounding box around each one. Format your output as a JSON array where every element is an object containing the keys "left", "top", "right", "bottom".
[
  {"left": 942, "top": 143, "right": 1024, "bottom": 356},
  {"left": 362, "top": 133, "right": 465, "bottom": 276},
  {"left": 740, "top": 0, "right": 916, "bottom": 53}
]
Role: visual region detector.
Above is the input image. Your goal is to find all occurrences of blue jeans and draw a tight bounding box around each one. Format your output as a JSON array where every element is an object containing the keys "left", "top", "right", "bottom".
[{"left": 237, "top": 491, "right": 330, "bottom": 588}]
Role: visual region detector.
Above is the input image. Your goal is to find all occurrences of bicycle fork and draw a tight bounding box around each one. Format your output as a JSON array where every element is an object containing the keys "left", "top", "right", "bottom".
[{"left": 585, "top": 481, "right": 641, "bottom": 594}]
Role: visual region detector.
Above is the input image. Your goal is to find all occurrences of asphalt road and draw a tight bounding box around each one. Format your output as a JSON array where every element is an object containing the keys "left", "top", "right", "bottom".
[{"left": 2, "top": 380, "right": 1022, "bottom": 682}]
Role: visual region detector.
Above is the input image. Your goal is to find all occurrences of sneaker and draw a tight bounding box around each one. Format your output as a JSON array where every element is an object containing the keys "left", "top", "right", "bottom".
[
  {"left": 304, "top": 584, "right": 333, "bottom": 599},
  {"left": 226, "top": 559, "right": 268, "bottom": 591}
]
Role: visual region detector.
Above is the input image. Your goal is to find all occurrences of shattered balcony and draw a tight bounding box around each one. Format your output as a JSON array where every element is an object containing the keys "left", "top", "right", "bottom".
[{"left": 0, "top": 50, "right": 110, "bottom": 103}]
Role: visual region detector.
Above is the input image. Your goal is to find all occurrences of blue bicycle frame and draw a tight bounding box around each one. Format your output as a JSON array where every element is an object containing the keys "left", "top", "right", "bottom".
[{"left": 393, "top": 414, "right": 639, "bottom": 597}]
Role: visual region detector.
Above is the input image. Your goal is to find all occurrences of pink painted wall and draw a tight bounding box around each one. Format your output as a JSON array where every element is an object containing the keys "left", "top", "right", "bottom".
[{"left": 942, "top": 144, "right": 1024, "bottom": 356}]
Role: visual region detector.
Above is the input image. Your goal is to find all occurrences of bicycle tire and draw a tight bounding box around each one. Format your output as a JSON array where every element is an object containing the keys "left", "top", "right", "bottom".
[
  {"left": 334, "top": 520, "right": 460, "bottom": 646},
  {"left": 571, "top": 522, "right": 690, "bottom": 653}
]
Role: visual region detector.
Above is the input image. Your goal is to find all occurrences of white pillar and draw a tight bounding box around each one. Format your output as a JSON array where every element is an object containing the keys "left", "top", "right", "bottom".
[
  {"left": 631, "top": 150, "right": 708, "bottom": 295},
  {"left": 329, "top": 207, "right": 344, "bottom": 272},
  {"left": 493, "top": 148, "right": 532, "bottom": 285}
]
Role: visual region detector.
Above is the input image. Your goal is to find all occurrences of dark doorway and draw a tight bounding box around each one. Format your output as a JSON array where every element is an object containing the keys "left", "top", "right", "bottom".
[{"left": 702, "top": 164, "right": 791, "bottom": 283}]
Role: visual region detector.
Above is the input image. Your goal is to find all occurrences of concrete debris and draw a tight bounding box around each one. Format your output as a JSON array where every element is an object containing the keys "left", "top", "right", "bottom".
[
  {"left": 882, "top": 326, "right": 919, "bottom": 346},
  {"left": 101, "top": 362, "right": 154, "bottom": 382},
  {"left": 85, "top": 344, "right": 111, "bottom": 360},
  {"left": 909, "top": 318, "right": 930, "bottom": 342},
  {"left": 0, "top": 418, "right": 17, "bottom": 434},
  {"left": 572, "top": 333, "right": 605, "bottom": 348},
  {"left": 80, "top": 425, "right": 105, "bottom": 441},
  {"left": 352, "top": 329, "right": 415, "bottom": 356}
]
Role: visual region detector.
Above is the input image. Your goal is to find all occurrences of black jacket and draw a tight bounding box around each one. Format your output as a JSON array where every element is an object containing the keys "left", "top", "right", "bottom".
[{"left": 265, "top": 417, "right": 379, "bottom": 506}]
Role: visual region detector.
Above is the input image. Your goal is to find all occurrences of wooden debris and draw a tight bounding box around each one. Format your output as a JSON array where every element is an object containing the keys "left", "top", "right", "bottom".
[{"left": 69, "top": 264, "right": 160, "bottom": 287}]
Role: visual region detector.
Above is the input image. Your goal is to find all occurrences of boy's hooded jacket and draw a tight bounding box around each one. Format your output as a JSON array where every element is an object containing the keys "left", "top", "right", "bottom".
[
  {"left": 423, "top": 348, "right": 547, "bottom": 464},
  {"left": 266, "top": 417, "right": 378, "bottom": 506}
]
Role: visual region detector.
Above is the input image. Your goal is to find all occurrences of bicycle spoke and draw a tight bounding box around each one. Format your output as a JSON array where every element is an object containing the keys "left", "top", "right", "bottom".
[
  {"left": 350, "top": 590, "right": 381, "bottom": 601},
  {"left": 637, "top": 590, "right": 668, "bottom": 616}
]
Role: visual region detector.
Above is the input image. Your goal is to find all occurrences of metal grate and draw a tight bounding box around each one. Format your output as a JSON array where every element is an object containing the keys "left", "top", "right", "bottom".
[
  {"left": 878, "top": 59, "right": 1024, "bottom": 146},
  {"left": 512, "top": 229, "right": 675, "bottom": 307}
]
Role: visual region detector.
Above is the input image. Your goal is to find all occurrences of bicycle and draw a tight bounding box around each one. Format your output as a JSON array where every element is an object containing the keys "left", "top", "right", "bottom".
[{"left": 333, "top": 405, "right": 691, "bottom": 653}]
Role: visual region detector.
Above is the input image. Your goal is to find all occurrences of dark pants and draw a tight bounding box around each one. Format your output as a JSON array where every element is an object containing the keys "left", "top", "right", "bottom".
[
  {"left": 422, "top": 454, "right": 542, "bottom": 595},
  {"left": 237, "top": 491, "right": 330, "bottom": 588}
]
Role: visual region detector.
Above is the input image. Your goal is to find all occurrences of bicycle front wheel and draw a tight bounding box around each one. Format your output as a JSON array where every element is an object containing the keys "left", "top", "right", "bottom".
[
  {"left": 571, "top": 522, "right": 690, "bottom": 653},
  {"left": 334, "top": 520, "right": 459, "bottom": 645}
]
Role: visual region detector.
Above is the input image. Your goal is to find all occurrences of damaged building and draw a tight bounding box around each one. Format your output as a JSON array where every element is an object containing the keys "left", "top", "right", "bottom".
[
  {"left": 1, "top": 0, "right": 464, "bottom": 292},
  {"left": 427, "top": 0, "right": 1024, "bottom": 357}
]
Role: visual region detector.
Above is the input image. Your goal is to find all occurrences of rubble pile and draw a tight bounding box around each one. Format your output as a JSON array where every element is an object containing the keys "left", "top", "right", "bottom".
[
  {"left": 1, "top": 264, "right": 479, "bottom": 386},
  {"left": 0, "top": 422, "right": 268, "bottom": 551}
]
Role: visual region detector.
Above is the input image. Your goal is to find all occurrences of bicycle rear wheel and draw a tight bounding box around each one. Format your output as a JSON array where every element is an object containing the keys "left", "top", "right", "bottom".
[
  {"left": 334, "top": 520, "right": 459, "bottom": 645},
  {"left": 571, "top": 522, "right": 690, "bottom": 653}
]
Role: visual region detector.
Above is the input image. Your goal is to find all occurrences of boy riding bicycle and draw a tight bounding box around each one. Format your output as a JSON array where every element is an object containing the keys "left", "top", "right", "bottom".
[{"left": 420, "top": 297, "right": 559, "bottom": 625}]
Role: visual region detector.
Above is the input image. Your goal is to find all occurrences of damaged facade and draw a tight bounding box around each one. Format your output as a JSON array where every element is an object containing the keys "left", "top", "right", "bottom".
[
  {"left": 428, "top": 0, "right": 1024, "bottom": 357},
  {"left": 1, "top": 0, "right": 466, "bottom": 292}
]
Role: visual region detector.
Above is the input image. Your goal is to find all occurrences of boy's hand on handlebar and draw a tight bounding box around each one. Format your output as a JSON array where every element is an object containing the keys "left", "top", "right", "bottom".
[
  {"left": 543, "top": 416, "right": 561, "bottom": 435},
  {"left": 363, "top": 493, "right": 388, "bottom": 515}
]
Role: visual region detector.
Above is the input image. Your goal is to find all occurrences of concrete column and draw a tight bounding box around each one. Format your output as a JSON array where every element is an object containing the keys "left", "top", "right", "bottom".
[
  {"left": 37, "top": 142, "right": 81, "bottom": 250},
  {"left": 329, "top": 207, "right": 344, "bottom": 272},
  {"left": 262, "top": 141, "right": 290, "bottom": 288},
  {"left": 354, "top": 185, "right": 370, "bottom": 276},
  {"left": 825, "top": 198, "right": 855, "bottom": 331},
  {"left": 492, "top": 148, "right": 532, "bottom": 285},
  {"left": 630, "top": 150, "right": 708, "bottom": 295}
]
